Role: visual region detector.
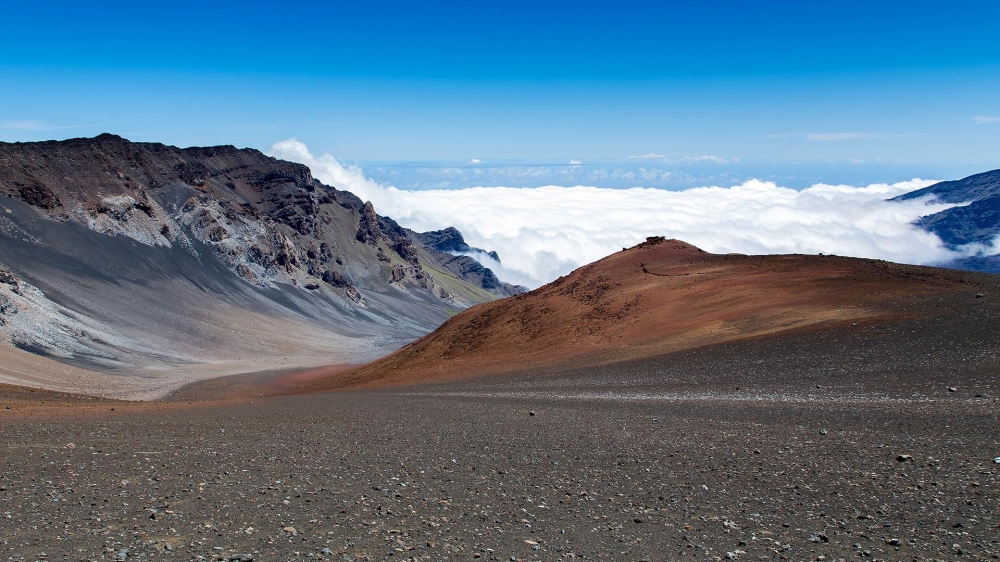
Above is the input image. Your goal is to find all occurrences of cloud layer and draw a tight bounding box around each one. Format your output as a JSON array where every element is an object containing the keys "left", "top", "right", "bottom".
[{"left": 272, "top": 139, "right": 964, "bottom": 289}]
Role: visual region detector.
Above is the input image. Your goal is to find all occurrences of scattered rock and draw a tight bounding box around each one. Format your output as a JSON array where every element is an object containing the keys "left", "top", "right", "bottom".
[
  {"left": 115, "top": 549, "right": 129, "bottom": 561},
  {"left": 322, "top": 269, "right": 349, "bottom": 287},
  {"left": 809, "top": 533, "right": 829, "bottom": 543},
  {"left": 229, "top": 555, "right": 254, "bottom": 562},
  {"left": 896, "top": 454, "right": 913, "bottom": 462},
  {"left": 282, "top": 526, "right": 298, "bottom": 534},
  {"left": 948, "top": 386, "right": 957, "bottom": 392},
  {"left": 529, "top": 411, "right": 536, "bottom": 416},
  {"left": 391, "top": 264, "right": 406, "bottom": 283},
  {"left": 0, "top": 265, "right": 22, "bottom": 298}
]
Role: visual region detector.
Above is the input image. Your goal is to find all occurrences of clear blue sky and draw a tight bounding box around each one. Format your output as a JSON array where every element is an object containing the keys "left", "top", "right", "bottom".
[{"left": 2, "top": 0, "right": 999, "bottom": 187}]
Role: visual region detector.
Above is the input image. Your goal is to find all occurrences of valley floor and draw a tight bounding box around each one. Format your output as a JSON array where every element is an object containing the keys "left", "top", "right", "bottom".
[{"left": 2, "top": 323, "right": 999, "bottom": 561}]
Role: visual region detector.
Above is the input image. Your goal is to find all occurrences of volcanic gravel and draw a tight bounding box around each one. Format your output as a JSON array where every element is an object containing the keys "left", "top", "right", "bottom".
[
  {"left": 2, "top": 294, "right": 1000, "bottom": 561},
  {"left": 2, "top": 394, "right": 998, "bottom": 560}
]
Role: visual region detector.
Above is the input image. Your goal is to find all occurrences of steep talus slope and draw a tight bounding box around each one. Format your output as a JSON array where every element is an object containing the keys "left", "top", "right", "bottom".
[
  {"left": 0, "top": 134, "right": 521, "bottom": 398},
  {"left": 312, "top": 236, "right": 992, "bottom": 390}
]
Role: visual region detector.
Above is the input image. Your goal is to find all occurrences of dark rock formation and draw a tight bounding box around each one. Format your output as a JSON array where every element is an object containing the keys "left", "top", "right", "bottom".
[
  {"left": 322, "top": 269, "right": 349, "bottom": 287},
  {"left": 355, "top": 202, "right": 382, "bottom": 245}
]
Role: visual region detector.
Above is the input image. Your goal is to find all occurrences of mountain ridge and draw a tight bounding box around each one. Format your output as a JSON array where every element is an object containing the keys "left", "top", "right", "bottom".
[{"left": 0, "top": 133, "right": 523, "bottom": 398}]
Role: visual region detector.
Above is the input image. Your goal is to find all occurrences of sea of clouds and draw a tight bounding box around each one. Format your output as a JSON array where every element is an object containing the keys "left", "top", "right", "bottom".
[{"left": 272, "top": 139, "right": 968, "bottom": 289}]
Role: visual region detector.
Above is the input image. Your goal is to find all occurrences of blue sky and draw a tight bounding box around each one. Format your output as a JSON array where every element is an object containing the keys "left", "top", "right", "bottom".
[{"left": 2, "top": 0, "right": 1000, "bottom": 188}]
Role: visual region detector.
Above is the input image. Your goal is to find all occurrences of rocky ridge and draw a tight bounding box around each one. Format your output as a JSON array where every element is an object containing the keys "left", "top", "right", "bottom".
[
  {"left": 0, "top": 134, "right": 523, "bottom": 396},
  {"left": 0, "top": 134, "right": 520, "bottom": 301}
]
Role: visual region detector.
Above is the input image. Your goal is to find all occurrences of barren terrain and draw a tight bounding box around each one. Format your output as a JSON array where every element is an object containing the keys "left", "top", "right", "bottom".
[
  {"left": 1, "top": 331, "right": 998, "bottom": 560},
  {"left": 2, "top": 241, "right": 999, "bottom": 560}
]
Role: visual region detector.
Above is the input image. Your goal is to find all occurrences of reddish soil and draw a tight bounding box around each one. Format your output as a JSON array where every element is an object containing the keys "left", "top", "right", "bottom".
[
  {"left": 164, "top": 364, "right": 356, "bottom": 403},
  {"left": 308, "top": 238, "right": 987, "bottom": 391}
]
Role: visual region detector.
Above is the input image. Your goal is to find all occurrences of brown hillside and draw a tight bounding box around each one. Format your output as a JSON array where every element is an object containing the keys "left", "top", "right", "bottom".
[{"left": 308, "top": 237, "right": 985, "bottom": 391}]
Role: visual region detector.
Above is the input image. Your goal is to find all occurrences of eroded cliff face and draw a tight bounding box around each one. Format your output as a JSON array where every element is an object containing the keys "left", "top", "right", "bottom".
[{"left": 0, "top": 134, "right": 523, "bottom": 393}]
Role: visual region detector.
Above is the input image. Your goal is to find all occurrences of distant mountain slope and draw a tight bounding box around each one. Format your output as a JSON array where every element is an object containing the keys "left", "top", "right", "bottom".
[
  {"left": 892, "top": 169, "right": 1000, "bottom": 271},
  {"left": 894, "top": 169, "right": 1000, "bottom": 204},
  {"left": 309, "top": 237, "right": 990, "bottom": 391},
  {"left": 0, "top": 134, "right": 522, "bottom": 397},
  {"left": 414, "top": 227, "right": 519, "bottom": 298}
]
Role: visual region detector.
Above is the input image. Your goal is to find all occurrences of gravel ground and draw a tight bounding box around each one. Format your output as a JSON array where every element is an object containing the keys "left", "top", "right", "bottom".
[
  {"left": 1, "top": 392, "right": 998, "bottom": 561},
  {"left": 2, "top": 295, "right": 999, "bottom": 561}
]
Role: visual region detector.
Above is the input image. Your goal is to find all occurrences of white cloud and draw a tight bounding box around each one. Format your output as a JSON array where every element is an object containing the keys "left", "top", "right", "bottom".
[
  {"left": 272, "top": 139, "right": 965, "bottom": 289},
  {"left": 680, "top": 155, "right": 734, "bottom": 164},
  {"left": 569, "top": 159, "right": 582, "bottom": 165},
  {"left": 470, "top": 158, "right": 482, "bottom": 163},
  {"left": 0, "top": 120, "right": 47, "bottom": 130},
  {"left": 805, "top": 132, "right": 914, "bottom": 141},
  {"left": 972, "top": 116, "right": 1000, "bottom": 125},
  {"left": 627, "top": 153, "right": 666, "bottom": 159},
  {"left": 768, "top": 132, "right": 916, "bottom": 141}
]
